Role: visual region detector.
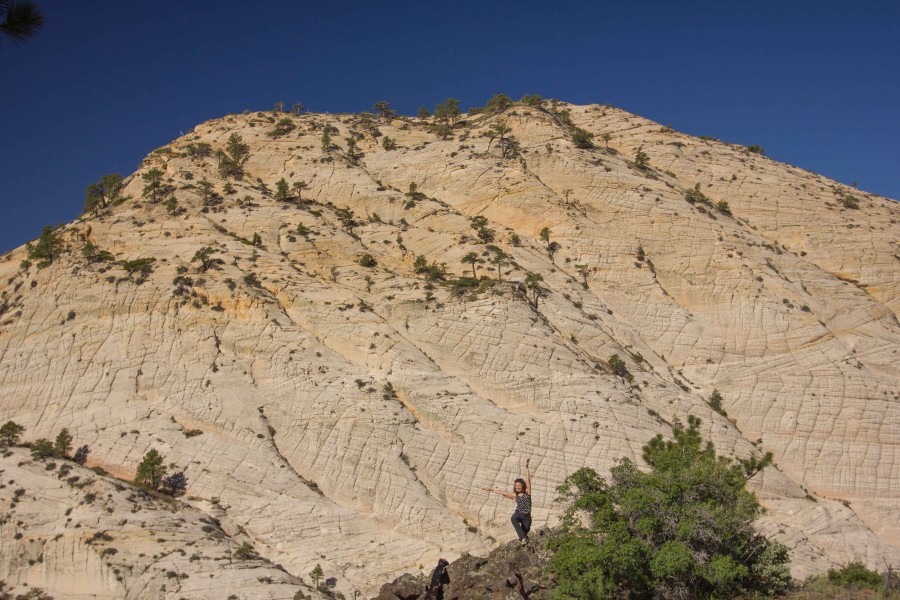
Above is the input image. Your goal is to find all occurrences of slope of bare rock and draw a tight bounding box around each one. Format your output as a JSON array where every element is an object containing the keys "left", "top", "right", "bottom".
[
  {"left": 0, "top": 447, "right": 324, "bottom": 599},
  {"left": 0, "top": 99, "right": 897, "bottom": 596}
]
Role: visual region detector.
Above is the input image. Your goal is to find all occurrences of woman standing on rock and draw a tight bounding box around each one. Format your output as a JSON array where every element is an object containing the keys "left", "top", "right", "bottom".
[{"left": 483, "top": 458, "right": 532, "bottom": 544}]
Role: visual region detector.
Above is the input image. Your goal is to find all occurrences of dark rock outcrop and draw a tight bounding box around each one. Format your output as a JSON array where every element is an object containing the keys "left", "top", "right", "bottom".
[{"left": 374, "top": 529, "right": 554, "bottom": 600}]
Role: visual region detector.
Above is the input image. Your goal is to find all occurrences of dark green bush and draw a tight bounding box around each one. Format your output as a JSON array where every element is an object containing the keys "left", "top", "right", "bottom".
[
  {"left": 571, "top": 127, "right": 595, "bottom": 149},
  {"left": 827, "top": 562, "right": 883, "bottom": 590},
  {"left": 549, "top": 416, "right": 790, "bottom": 599},
  {"left": 358, "top": 254, "right": 377, "bottom": 268}
]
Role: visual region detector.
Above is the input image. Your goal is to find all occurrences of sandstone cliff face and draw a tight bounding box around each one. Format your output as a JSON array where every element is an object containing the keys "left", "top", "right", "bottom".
[{"left": 0, "top": 101, "right": 897, "bottom": 597}]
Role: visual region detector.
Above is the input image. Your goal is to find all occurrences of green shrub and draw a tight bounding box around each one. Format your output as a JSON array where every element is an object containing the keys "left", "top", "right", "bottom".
[
  {"left": 119, "top": 258, "right": 156, "bottom": 284},
  {"left": 827, "top": 562, "right": 883, "bottom": 590},
  {"left": 747, "top": 145, "right": 765, "bottom": 155},
  {"left": 184, "top": 142, "right": 212, "bottom": 158},
  {"left": 30, "top": 438, "right": 55, "bottom": 459},
  {"left": 82, "top": 242, "right": 114, "bottom": 264},
  {"left": 269, "top": 117, "right": 296, "bottom": 138},
  {"left": 233, "top": 542, "right": 256, "bottom": 560},
  {"left": 708, "top": 389, "right": 727, "bottom": 416},
  {"left": 485, "top": 93, "right": 514, "bottom": 114},
  {"left": 607, "top": 354, "right": 628, "bottom": 377},
  {"left": 358, "top": 254, "right": 377, "bottom": 268},
  {"left": 839, "top": 194, "right": 860, "bottom": 209},
  {"left": 634, "top": 147, "right": 650, "bottom": 169},
  {"left": 571, "top": 127, "right": 595, "bottom": 149},
  {"left": 519, "top": 94, "right": 545, "bottom": 108},
  {"left": 549, "top": 416, "right": 790, "bottom": 600},
  {"left": 684, "top": 184, "right": 711, "bottom": 206}
]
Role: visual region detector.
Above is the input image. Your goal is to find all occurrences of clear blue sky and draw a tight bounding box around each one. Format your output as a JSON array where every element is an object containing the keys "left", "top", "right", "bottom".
[{"left": 2, "top": 0, "right": 898, "bottom": 253}]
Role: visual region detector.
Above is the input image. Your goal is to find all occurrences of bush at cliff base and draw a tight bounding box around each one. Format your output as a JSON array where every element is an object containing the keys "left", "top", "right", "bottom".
[{"left": 548, "top": 416, "right": 792, "bottom": 599}]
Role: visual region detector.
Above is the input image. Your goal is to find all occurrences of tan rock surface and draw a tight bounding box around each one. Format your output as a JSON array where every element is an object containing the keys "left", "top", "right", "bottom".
[
  {"left": 0, "top": 101, "right": 898, "bottom": 596},
  {"left": 0, "top": 448, "right": 325, "bottom": 599}
]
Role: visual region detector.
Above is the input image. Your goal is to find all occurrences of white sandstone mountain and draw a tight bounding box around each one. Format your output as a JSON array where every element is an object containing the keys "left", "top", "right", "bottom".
[{"left": 0, "top": 99, "right": 898, "bottom": 598}]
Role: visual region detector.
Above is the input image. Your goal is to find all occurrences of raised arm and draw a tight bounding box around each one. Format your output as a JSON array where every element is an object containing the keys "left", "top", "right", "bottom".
[
  {"left": 482, "top": 486, "right": 515, "bottom": 499},
  {"left": 525, "top": 458, "right": 532, "bottom": 493}
]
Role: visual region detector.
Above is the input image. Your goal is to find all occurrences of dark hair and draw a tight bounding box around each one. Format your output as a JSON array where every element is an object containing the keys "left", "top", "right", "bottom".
[{"left": 513, "top": 478, "right": 527, "bottom": 494}]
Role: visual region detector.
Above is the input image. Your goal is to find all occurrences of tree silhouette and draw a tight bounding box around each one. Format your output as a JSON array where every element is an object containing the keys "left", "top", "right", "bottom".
[
  {"left": 373, "top": 100, "right": 396, "bottom": 120},
  {"left": 435, "top": 98, "right": 461, "bottom": 125},
  {"left": 0, "top": 0, "right": 44, "bottom": 45},
  {"left": 84, "top": 174, "right": 123, "bottom": 214}
]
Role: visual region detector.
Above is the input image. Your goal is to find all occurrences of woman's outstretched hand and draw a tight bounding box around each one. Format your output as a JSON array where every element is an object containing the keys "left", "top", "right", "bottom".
[{"left": 525, "top": 458, "right": 530, "bottom": 468}]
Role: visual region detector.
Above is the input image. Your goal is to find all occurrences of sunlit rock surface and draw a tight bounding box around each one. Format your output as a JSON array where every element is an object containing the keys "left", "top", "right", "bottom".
[{"left": 1, "top": 101, "right": 897, "bottom": 597}]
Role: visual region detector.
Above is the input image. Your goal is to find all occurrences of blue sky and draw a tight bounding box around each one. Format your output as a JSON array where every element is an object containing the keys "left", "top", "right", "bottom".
[{"left": 1, "top": 0, "right": 897, "bottom": 252}]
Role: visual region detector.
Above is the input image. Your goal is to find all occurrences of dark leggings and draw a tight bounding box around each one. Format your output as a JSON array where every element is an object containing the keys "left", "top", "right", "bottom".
[{"left": 511, "top": 512, "right": 532, "bottom": 540}]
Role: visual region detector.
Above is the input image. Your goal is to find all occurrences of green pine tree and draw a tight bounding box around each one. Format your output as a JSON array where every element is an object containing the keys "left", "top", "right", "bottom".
[{"left": 134, "top": 448, "right": 167, "bottom": 490}]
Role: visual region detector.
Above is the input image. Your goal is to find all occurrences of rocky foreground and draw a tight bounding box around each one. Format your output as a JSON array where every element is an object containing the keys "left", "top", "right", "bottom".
[{"left": 0, "top": 98, "right": 898, "bottom": 598}]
